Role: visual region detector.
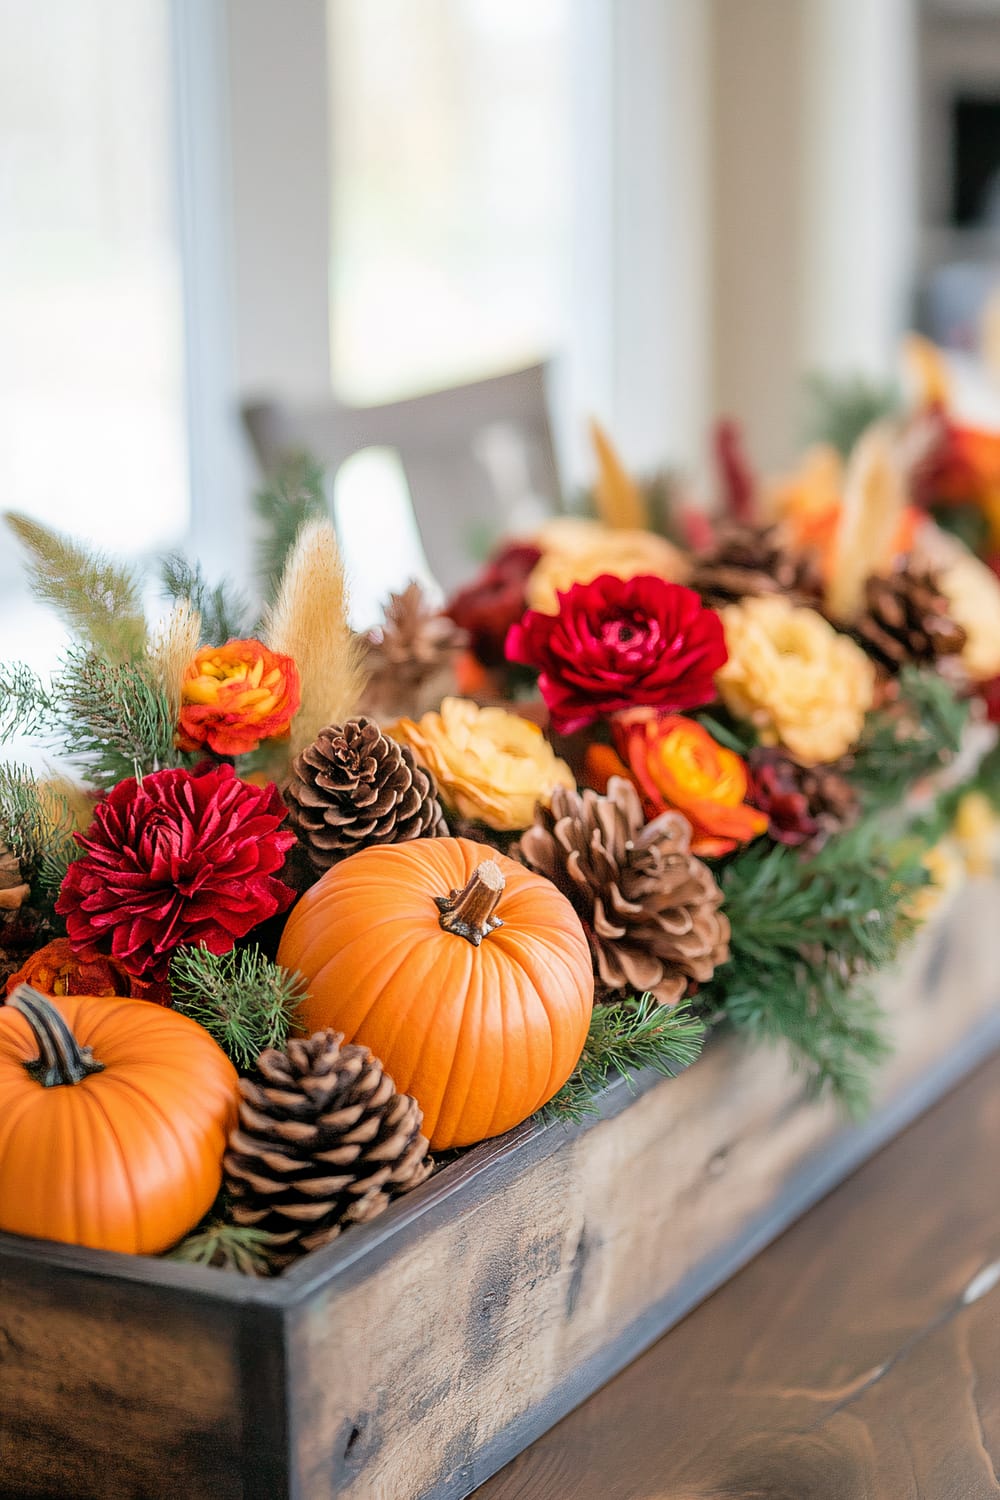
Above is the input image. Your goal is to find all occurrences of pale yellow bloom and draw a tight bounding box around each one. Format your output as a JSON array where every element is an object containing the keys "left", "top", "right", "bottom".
[
  {"left": 393, "top": 697, "right": 575, "bottom": 831},
  {"left": 526, "top": 517, "right": 689, "bottom": 614},
  {"left": 954, "top": 790, "right": 1000, "bottom": 878},
  {"left": 716, "top": 596, "right": 876, "bottom": 766},
  {"left": 935, "top": 547, "right": 1000, "bottom": 682},
  {"left": 909, "top": 839, "right": 964, "bottom": 923}
]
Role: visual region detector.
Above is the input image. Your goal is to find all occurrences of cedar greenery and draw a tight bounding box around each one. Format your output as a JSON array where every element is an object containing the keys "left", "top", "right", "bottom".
[
  {"left": 170, "top": 945, "right": 305, "bottom": 1071},
  {"left": 253, "top": 452, "right": 329, "bottom": 602},
  {"left": 5, "top": 512, "right": 148, "bottom": 664},
  {"left": 705, "top": 817, "right": 929, "bottom": 1115},
  {"left": 847, "top": 666, "right": 969, "bottom": 814},
  {"left": 544, "top": 996, "right": 706, "bottom": 1124},
  {"left": 159, "top": 552, "right": 251, "bottom": 645}
]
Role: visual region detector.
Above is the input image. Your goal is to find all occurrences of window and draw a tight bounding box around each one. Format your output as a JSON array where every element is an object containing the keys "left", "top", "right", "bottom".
[{"left": 0, "top": 0, "right": 187, "bottom": 666}]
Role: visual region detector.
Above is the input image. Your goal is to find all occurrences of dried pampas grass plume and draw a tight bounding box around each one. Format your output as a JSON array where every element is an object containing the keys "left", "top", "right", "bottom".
[
  {"left": 826, "top": 421, "right": 907, "bottom": 623},
  {"left": 589, "top": 418, "right": 649, "bottom": 532},
  {"left": 148, "top": 601, "right": 202, "bottom": 721},
  {"left": 263, "top": 518, "right": 365, "bottom": 757}
]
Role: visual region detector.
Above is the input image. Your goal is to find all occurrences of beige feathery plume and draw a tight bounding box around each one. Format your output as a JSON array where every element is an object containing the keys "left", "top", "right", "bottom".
[
  {"left": 982, "top": 287, "right": 1000, "bottom": 391},
  {"left": 826, "top": 421, "right": 907, "bottom": 623},
  {"left": 38, "top": 775, "right": 93, "bottom": 836},
  {"left": 263, "top": 518, "right": 365, "bottom": 757},
  {"left": 589, "top": 419, "right": 649, "bottom": 531},
  {"left": 902, "top": 333, "right": 952, "bottom": 411},
  {"left": 148, "top": 601, "right": 202, "bottom": 722}
]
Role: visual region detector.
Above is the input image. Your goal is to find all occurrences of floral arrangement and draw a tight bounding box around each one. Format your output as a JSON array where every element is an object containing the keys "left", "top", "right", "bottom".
[{"left": 0, "top": 336, "right": 998, "bottom": 1278}]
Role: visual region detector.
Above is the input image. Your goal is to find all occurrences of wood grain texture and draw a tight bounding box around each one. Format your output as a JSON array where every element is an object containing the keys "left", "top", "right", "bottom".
[
  {"left": 473, "top": 1042, "right": 1000, "bottom": 1500},
  {"left": 285, "top": 880, "right": 1000, "bottom": 1500}
]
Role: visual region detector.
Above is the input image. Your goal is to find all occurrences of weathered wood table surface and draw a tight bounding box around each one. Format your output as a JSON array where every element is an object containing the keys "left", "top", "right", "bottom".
[{"left": 474, "top": 1050, "right": 1000, "bottom": 1500}]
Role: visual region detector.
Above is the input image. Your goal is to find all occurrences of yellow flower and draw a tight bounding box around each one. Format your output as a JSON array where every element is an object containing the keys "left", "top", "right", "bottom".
[
  {"left": 526, "top": 517, "right": 689, "bottom": 614},
  {"left": 393, "top": 697, "right": 575, "bottom": 831},
  {"left": 909, "top": 839, "right": 964, "bottom": 923},
  {"left": 716, "top": 596, "right": 875, "bottom": 766},
  {"left": 935, "top": 548, "right": 1000, "bottom": 682},
  {"left": 954, "top": 791, "right": 1000, "bottom": 878}
]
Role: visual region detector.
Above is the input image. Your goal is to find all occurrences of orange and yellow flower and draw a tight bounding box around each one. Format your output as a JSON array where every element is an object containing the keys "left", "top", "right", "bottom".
[
  {"left": 586, "top": 712, "right": 767, "bottom": 858},
  {"left": 5, "top": 938, "right": 133, "bottom": 1000},
  {"left": 177, "top": 639, "right": 301, "bottom": 757}
]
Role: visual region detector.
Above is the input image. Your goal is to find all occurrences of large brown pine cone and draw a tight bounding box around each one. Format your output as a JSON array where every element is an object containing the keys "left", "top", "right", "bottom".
[
  {"left": 285, "top": 717, "right": 448, "bottom": 873},
  {"left": 690, "top": 522, "right": 824, "bottom": 606},
  {"left": 225, "top": 1030, "right": 432, "bottom": 1270},
  {"left": 359, "top": 582, "right": 467, "bottom": 721},
  {"left": 748, "top": 748, "right": 859, "bottom": 852},
  {"left": 513, "top": 777, "right": 730, "bottom": 1005},
  {"left": 855, "top": 559, "right": 967, "bottom": 674}
]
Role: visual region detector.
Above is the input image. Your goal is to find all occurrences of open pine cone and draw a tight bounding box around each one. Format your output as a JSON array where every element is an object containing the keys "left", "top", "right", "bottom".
[
  {"left": 690, "top": 522, "right": 824, "bottom": 607},
  {"left": 225, "top": 1030, "right": 432, "bottom": 1270},
  {"left": 285, "top": 717, "right": 447, "bottom": 873},
  {"left": 855, "top": 559, "right": 967, "bottom": 674},
  {"left": 359, "top": 582, "right": 467, "bottom": 721},
  {"left": 513, "top": 777, "right": 729, "bottom": 1005}
]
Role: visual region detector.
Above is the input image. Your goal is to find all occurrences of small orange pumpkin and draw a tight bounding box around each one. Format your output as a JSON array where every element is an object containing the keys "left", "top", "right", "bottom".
[
  {"left": 0, "top": 986, "right": 239, "bottom": 1255},
  {"left": 277, "top": 837, "right": 594, "bottom": 1150}
]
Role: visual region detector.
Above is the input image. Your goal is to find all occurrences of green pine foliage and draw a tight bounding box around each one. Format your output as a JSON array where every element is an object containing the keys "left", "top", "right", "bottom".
[
  {"left": 254, "top": 452, "right": 329, "bottom": 601},
  {"left": 0, "top": 662, "right": 56, "bottom": 745},
  {"left": 802, "top": 371, "right": 902, "bottom": 457},
  {"left": 158, "top": 553, "right": 252, "bottom": 644},
  {"left": 706, "top": 818, "right": 929, "bottom": 1115},
  {"left": 51, "top": 649, "right": 180, "bottom": 788},
  {"left": 169, "top": 1218, "right": 276, "bottom": 1276},
  {"left": 848, "top": 666, "right": 969, "bottom": 815},
  {"left": 170, "top": 945, "right": 305, "bottom": 1071},
  {"left": 545, "top": 996, "right": 706, "bottom": 1124},
  {"left": 5, "top": 512, "right": 148, "bottom": 664},
  {"left": 0, "top": 765, "right": 79, "bottom": 894}
]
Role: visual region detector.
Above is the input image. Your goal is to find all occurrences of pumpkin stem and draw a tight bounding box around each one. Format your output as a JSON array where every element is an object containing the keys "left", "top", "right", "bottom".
[
  {"left": 7, "top": 984, "right": 105, "bottom": 1088},
  {"left": 435, "top": 860, "right": 505, "bottom": 946}
]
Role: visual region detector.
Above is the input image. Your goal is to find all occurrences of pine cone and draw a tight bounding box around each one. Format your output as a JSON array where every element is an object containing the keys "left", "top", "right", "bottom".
[
  {"left": 285, "top": 717, "right": 448, "bottom": 873},
  {"left": 359, "top": 582, "right": 468, "bottom": 721},
  {"left": 748, "top": 748, "right": 859, "bottom": 851},
  {"left": 690, "top": 522, "right": 824, "bottom": 606},
  {"left": 0, "top": 843, "right": 38, "bottom": 989},
  {"left": 513, "top": 777, "right": 729, "bottom": 1005},
  {"left": 225, "top": 1030, "right": 432, "bottom": 1269},
  {"left": 854, "top": 559, "right": 967, "bottom": 674}
]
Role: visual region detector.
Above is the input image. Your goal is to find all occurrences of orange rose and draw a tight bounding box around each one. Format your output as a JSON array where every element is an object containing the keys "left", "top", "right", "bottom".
[
  {"left": 6, "top": 938, "right": 133, "bottom": 1000},
  {"left": 586, "top": 712, "right": 767, "bottom": 858},
  {"left": 178, "top": 639, "right": 301, "bottom": 757}
]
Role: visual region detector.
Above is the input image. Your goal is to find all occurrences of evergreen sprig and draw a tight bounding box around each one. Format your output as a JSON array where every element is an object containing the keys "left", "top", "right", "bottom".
[
  {"left": 544, "top": 996, "right": 705, "bottom": 1124},
  {"left": 0, "top": 662, "right": 56, "bottom": 745},
  {"left": 848, "top": 666, "right": 969, "bottom": 814},
  {"left": 159, "top": 553, "right": 251, "bottom": 644},
  {"left": 802, "top": 371, "right": 902, "bottom": 457},
  {"left": 170, "top": 945, "right": 305, "bottom": 1071},
  {"left": 169, "top": 1218, "right": 275, "bottom": 1277},
  {"left": 51, "top": 648, "right": 180, "bottom": 788},
  {"left": 254, "top": 452, "right": 329, "bottom": 602},
  {"left": 5, "top": 512, "right": 148, "bottom": 664},
  {"left": 706, "top": 818, "right": 929, "bottom": 1115},
  {"left": 0, "top": 765, "right": 79, "bottom": 894}
]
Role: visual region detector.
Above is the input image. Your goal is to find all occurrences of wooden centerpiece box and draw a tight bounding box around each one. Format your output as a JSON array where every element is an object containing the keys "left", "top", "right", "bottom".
[{"left": 2, "top": 876, "right": 998, "bottom": 1500}]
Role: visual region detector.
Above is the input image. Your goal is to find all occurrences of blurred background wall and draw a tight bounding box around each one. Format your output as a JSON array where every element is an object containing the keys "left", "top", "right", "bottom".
[{"left": 1, "top": 0, "right": 998, "bottom": 635}]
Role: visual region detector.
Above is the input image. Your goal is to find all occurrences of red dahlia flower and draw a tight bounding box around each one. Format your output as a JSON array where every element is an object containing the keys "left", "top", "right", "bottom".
[
  {"left": 56, "top": 764, "right": 296, "bottom": 983},
  {"left": 504, "top": 573, "right": 728, "bottom": 735}
]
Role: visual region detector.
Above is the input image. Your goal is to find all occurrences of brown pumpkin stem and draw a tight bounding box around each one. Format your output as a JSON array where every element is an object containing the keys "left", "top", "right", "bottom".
[
  {"left": 7, "top": 984, "right": 105, "bottom": 1088},
  {"left": 435, "top": 860, "right": 505, "bottom": 946}
]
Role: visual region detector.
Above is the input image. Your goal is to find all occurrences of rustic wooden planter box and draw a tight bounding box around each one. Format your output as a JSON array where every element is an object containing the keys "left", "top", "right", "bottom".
[{"left": 2, "top": 878, "right": 999, "bottom": 1500}]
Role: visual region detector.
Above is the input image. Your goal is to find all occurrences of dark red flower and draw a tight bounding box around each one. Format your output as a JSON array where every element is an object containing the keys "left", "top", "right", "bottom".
[
  {"left": 56, "top": 764, "right": 295, "bottom": 983},
  {"left": 747, "top": 750, "right": 820, "bottom": 848},
  {"left": 981, "top": 675, "right": 1000, "bottom": 725},
  {"left": 504, "top": 573, "right": 727, "bottom": 735},
  {"left": 445, "top": 542, "right": 542, "bottom": 667}
]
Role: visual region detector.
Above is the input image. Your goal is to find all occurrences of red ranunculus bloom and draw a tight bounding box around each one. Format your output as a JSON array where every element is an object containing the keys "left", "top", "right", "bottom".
[
  {"left": 444, "top": 542, "right": 542, "bottom": 667},
  {"left": 504, "top": 573, "right": 728, "bottom": 735},
  {"left": 981, "top": 675, "right": 1000, "bottom": 725},
  {"left": 56, "top": 764, "right": 296, "bottom": 983}
]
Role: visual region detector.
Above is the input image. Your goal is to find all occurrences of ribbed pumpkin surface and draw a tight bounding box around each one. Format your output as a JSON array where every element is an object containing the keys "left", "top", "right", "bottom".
[{"left": 277, "top": 838, "right": 594, "bottom": 1149}]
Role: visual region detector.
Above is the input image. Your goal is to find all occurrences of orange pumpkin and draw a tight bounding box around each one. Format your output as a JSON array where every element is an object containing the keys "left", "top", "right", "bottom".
[
  {"left": 277, "top": 837, "right": 594, "bottom": 1149},
  {"left": 0, "top": 986, "right": 239, "bottom": 1255}
]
